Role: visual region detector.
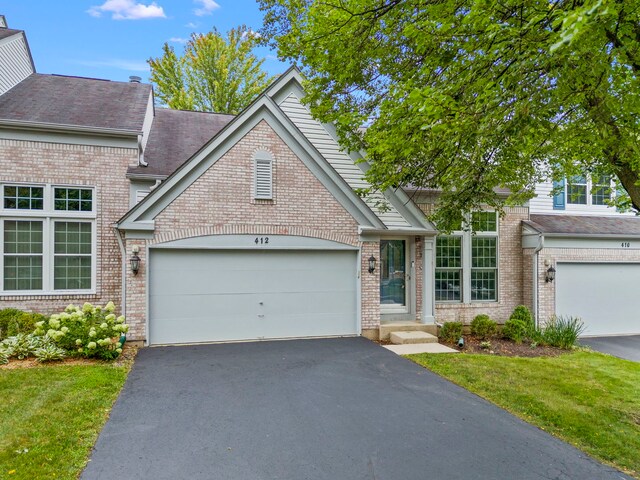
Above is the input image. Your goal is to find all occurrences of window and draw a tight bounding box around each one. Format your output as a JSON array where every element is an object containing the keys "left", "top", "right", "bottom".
[
  {"left": 1, "top": 184, "right": 95, "bottom": 293},
  {"left": 435, "top": 211, "right": 498, "bottom": 303},
  {"left": 565, "top": 175, "right": 611, "bottom": 207},
  {"left": 591, "top": 175, "right": 611, "bottom": 205},
  {"left": 254, "top": 151, "right": 273, "bottom": 200},
  {"left": 567, "top": 176, "right": 587, "bottom": 205}
]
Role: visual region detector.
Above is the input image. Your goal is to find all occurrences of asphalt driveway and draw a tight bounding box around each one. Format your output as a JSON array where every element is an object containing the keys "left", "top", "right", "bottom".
[
  {"left": 82, "top": 338, "right": 629, "bottom": 480},
  {"left": 580, "top": 335, "right": 640, "bottom": 362}
]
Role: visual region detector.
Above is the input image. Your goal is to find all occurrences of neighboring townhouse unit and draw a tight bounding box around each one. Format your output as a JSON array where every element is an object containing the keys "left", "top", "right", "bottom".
[{"left": 0, "top": 18, "right": 638, "bottom": 344}]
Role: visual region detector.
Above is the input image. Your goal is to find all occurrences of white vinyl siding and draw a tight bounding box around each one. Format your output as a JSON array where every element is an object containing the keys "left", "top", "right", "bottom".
[
  {"left": 278, "top": 94, "right": 410, "bottom": 228},
  {"left": 0, "top": 33, "right": 34, "bottom": 95},
  {"left": 254, "top": 152, "right": 273, "bottom": 199},
  {"left": 530, "top": 180, "right": 627, "bottom": 216}
]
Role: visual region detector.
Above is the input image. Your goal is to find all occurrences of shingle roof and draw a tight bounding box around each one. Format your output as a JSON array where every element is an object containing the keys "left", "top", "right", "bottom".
[
  {"left": 525, "top": 214, "right": 640, "bottom": 236},
  {"left": 129, "top": 108, "right": 234, "bottom": 177},
  {"left": 0, "top": 73, "right": 151, "bottom": 132},
  {"left": 0, "top": 28, "right": 21, "bottom": 41}
]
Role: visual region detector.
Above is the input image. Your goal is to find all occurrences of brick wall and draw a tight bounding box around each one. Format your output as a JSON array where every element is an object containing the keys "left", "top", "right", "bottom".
[
  {"left": 125, "top": 121, "right": 376, "bottom": 340},
  {"left": 413, "top": 201, "right": 528, "bottom": 324},
  {"left": 0, "top": 138, "right": 136, "bottom": 316}
]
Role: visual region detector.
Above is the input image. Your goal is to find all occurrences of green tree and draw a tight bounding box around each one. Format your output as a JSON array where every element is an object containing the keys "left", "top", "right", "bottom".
[
  {"left": 259, "top": 0, "right": 640, "bottom": 228},
  {"left": 149, "top": 26, "right": 271, "bottom": 114}
]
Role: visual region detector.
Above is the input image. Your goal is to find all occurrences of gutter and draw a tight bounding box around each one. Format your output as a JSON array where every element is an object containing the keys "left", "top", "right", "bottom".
[
  {"left": 532, "top": 233, "right": 544, "bottom": 326},
  {"left": 113, "top": 225, "right": 127, "bottom": 319},
  {"left": 0, "top": 118, "right": 141, "bottom": 138}
]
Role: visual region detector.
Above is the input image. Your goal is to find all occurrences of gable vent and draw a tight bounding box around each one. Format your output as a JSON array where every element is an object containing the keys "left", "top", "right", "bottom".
[{"left": 254, "top": 152, "right": 273, "bottom": 199}]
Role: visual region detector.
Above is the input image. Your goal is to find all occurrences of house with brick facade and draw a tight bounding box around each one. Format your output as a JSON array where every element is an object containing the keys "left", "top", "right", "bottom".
[{"left": 0, "top": 18, "right": 638, "bottom": 344}]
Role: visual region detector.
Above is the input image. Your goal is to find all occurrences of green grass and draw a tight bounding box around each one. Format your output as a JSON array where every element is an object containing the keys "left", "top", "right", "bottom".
[
  {"left": 408, "top": 350, "right": 640, "bottom": 478},
  {"left": 0, "top": 365, "right": 128, "bottom": 479}
]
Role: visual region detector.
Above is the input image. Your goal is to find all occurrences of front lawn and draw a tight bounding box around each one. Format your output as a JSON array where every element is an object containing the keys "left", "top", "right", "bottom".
[
  {"left": 0, "top": 365, "right": 128, "bottom": 479},
  {"left": 408, "top": 351, "right": 640, "bottom": 478}
]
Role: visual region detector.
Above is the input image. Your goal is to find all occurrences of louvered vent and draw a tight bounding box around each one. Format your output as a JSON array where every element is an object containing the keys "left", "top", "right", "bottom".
[{"left": 254, "top": 156, "right": 273, "bottom": 199}]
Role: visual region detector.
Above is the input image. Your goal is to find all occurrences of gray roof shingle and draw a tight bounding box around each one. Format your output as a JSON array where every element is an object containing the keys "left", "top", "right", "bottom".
[
  {"left": 0, "top": 73, "right": 151, "bottom": 132},
  {"left": 129, "top": 108, "right": 234, "bottom": 177},
  {"left": 525, "top": 214, "right": 640, "bottom": 236},
  {"left": 0, "top": 28, "right": 21, "bottom": 41}
]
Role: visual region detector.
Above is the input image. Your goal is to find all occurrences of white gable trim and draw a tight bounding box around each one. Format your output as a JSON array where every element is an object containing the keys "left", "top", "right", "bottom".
[{"left": 117, "top": 95, "right": 385, "bottom": 231}]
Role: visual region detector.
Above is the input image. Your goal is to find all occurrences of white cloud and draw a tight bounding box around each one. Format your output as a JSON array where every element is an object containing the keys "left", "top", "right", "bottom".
[
  {"left": 241, "top": 28, "right": 261, "bottom": 40},
  {"left": 87, "top": 0, "right": 166, "bottom": 20},
  {"left": 169, "top": 37, "right": 188, "bottom": 44},
  {"left": 193, "top": 0, "right": 219, "bottom": 16},
  {"left": 185, "top": 22, "right": 198, "bottom": 28},
  {"left": 73, "top": 59, "right": 150, "bottom": 72}
]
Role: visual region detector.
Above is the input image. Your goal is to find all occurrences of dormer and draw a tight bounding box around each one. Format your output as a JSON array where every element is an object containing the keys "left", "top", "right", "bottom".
[{"left": 0, "top": 16, "right": 36, "bottom": 96}]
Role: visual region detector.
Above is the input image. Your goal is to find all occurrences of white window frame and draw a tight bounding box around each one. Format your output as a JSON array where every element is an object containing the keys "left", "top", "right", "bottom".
[
  {"left": 0, "top": 183, "right": 97, "bottom": 295},
  {"left": 435, "top": 211, "right": 499, "bottom": 304},
  {"left": 566, "top": 175, "right": 612, "bottom": 207},
  {"left": 253, "top": 151, "right": 274, "bottom": 200}
]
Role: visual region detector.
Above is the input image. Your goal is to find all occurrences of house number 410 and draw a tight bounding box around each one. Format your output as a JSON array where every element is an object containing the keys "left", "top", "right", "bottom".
[{"left": 255, "top": 237, "right": 269, "bottom": 245}]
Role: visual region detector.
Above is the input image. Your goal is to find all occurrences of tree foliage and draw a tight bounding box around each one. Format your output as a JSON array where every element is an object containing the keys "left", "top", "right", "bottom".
[
  {"left": 259, "top": 0, "right": 640, "bottom": 227},
  {"left": 149, "top": 26, "right": 271, "bottom": 115}
]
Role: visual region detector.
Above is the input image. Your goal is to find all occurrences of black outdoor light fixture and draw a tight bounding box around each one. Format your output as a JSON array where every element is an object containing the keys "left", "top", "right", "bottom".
[
  {"left": 545, "top": 265, "right": 556, "bottom": 283},
  {"left": 130, "top": 247, "right": 141, "bottom": 275},
  {"left": 368, "top": 255, "right": 377, "bottom": 274}
]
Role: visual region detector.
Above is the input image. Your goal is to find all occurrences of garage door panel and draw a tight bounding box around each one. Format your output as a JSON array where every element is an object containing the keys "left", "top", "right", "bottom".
[
  {"left": 556, "top": 263, "right": 640, "bottom": 336},
  {"left": 149, "top": 248, "right": 358, "bottom": 344}
]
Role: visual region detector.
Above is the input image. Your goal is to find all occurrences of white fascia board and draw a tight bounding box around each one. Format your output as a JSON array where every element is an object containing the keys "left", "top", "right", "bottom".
[{"left": 117, "top": 94, "right": 384, "bottom": 230}]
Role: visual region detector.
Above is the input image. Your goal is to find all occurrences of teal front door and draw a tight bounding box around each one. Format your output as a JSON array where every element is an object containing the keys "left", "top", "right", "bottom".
[{"left": 380, "top": 239, "right": 407, "bottom": 309}]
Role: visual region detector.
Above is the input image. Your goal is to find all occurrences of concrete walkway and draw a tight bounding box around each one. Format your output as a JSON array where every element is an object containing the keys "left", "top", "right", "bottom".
[{"left": 383, "top": 342, "right": 458, "bottom": 355}]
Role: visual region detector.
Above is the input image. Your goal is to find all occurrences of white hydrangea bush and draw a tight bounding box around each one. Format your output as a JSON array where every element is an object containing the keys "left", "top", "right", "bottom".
[{"left": 33, "top": 302, "right": 129, "bottom": 360}]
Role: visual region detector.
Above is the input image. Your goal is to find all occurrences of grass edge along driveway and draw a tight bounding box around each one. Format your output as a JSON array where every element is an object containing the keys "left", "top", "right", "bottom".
[
  {"left": 0, "top": 364, "right": 128, "bottom": 480},
  {"left": 408, "top": 350, "right": 640, "bottom": 479}
]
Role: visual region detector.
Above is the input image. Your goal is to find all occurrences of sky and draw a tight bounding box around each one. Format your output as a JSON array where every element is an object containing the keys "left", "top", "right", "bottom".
[{"left": 0, "top": 0, "right": 289, "bottom": 83}]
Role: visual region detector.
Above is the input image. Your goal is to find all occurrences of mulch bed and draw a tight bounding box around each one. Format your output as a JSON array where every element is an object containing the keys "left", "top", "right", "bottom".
[
  {"left": 0, "top": 343, "right": 139, "bottom": 370},
  {"left": 442, "top": 335, "right": 566, "bottom": 357}
]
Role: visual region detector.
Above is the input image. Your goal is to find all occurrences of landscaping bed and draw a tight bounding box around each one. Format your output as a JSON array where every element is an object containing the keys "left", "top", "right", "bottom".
[{"left": 443, "top": 335, "right": 566, "bottom": 357}]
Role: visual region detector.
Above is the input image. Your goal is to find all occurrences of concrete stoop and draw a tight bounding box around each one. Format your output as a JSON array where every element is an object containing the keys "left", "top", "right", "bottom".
[
  {"left": 379, "top": 322, "right": 437, "bottom": 341},
  {"left": 390, "top": 331, "right": 438, "bottom": 345}
]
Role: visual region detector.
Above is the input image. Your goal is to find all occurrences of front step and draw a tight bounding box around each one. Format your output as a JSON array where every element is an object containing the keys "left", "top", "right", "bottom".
[
  {"left": 379, "top": 322, "right": 437, "bottom": 341},
  {"left": 390, "top": 331, "right": 438, "bottom": 345}
]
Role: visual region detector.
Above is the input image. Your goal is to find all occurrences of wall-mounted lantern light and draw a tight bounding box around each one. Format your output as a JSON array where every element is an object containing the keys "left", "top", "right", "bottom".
[
  {"left": 130, "top": 247, "right": 141, "bottom": 275},
  {"left": 368, "top": 255, "right": 377, "bottom": 274},
  {"left": 545, "top": 265, "right": 556, "bottom": 283}
]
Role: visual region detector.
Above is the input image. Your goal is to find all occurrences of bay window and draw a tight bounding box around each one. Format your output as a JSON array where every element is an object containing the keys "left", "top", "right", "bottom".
[{"left": 1, "top": 184, "right": 95, "bottom": 294}]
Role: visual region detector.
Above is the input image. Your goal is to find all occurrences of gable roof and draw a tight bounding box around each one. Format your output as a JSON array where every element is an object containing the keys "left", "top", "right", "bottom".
[
  {"left": 0, "top": 73, "right": 151, "bottom": 133},
  {"left": 525, "top": 214, "right": 640, "bottom": 237},
  {"left": 128, "top": 108, "right": 234, "bottom": 178},
  {"left": 118, "top": 67, "right": 434, "bottom": 234},
  {"left": 0, "top": 28, "right": 20, "bottom": 41}
]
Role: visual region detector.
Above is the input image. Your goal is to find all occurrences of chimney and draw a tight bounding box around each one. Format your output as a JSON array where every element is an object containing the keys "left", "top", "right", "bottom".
[
  {"left": 129, "top": 75, "right": 142, "bottom": 83},
  {"left": 0, "top": 15, "right": 7, "bottom": 28}
]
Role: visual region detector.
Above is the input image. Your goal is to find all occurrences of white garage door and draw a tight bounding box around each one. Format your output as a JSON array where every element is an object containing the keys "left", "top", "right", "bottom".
[
  {"left": 148, "top": 249, "right": 358, "bottom": 345},
  {"left": 555, "top": 263, "right": 640, "bottom": 336}
]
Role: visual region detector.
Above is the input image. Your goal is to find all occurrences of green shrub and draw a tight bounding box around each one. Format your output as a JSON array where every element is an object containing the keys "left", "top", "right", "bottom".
[
  {"left": 35, "top": 342, "right": 67, "bottom": 362},
  {"left": 0, "top": 333, "right": 45, "bottom": 360},
  {"left": 0, "top": 350, "right": 7, "bottom": 365},
  {"left": 34, "top": 302, "right": 128, "bottom": 360},
  {"left": 470, "top": 314, "right": 497, "bottom": 339},
  {"left": 502, "top": 318, "right": 528, "bottom": 344},
  {"left": 0, "top": 309, "right": 43, "bottom": 340},
  {"left": 439, "top": 321, "right": 464, "bottom": 343},
  {"left": 541, "top": 315, "right": 585, "bottom": 349},
  {"left": 509, "top": 305, "right": 534, "bottom": 331}
]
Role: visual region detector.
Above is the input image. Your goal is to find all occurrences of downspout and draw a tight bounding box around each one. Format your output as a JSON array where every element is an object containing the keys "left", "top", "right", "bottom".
[
  {"left": 138, "top": 134, "right": 148, "bottom": 167},
  {"left": 113, "top": 225, "right": 127, "bottom": 318},
  {"left": 532, "top": 233, "right": 544, "bottom": 327}
]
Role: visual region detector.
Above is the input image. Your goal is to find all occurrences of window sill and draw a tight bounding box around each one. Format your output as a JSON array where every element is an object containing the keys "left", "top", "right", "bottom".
[{"left": 0, "top": 290, "right": 96, "bottom": 298}]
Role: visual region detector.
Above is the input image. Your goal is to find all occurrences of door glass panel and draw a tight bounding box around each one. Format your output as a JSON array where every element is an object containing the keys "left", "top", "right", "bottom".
[{"left": 380, "top": 240, "right": 406, "bottom": 306}]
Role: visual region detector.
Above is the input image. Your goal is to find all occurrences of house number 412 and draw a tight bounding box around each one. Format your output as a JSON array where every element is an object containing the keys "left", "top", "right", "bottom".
[
  {"left": 621, "top": 242, "right": 630, "bottom": 248},
  {"left": 255, "top": 237, "right": 269, "bottom": 245}
]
